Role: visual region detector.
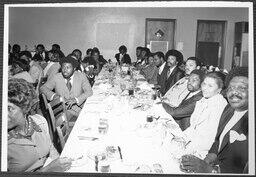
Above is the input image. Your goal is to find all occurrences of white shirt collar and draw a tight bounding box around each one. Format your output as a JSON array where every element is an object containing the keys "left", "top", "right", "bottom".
[{"left": 159, "top": 62, "right": 166, "bottom": 74}]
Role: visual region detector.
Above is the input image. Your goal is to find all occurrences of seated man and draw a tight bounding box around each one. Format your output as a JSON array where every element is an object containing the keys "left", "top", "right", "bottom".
[
  {"left": 162, "top": 69, "right": 205, "bottom": 130},
  {"left": 158, "top": 49, "right": 185, "bottom": 95},
  {"left": 115, "top": 45, "right": 131, "bottom": 65},
  {"left": 153, "top": 51, "right": 166, "bottom": 75},
  {"left": 180, "top": 67, "right": 248, "bottom": 174},
  {"left": 162, "top": 57, "right": 202, "bottom": 107},
  {"left": 40, "top": 55, "right": 93, "bottom": 120},
  {"left": 51, "top": 43, "right": 65, "bottom": 58},
  {"left": 140, "top": 53, "right": 158, "bottom": 85}
]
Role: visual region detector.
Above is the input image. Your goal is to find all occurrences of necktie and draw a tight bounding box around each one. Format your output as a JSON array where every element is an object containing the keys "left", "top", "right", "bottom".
[
  {"left": 66, "top": 78, "right": 72, "bottom": 91},
  {"left": 167, "top": 68, "right": 171, "bottom": 78},
  {"left": 182, "top": 92, "right": 191, "bottom": 102}
]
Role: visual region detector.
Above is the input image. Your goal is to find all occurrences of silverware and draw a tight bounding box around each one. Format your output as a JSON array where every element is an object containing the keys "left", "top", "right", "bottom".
[
  {"left": 118, "top": 146, "right": 123, "bottom": 161},
  {"left": 95, "top": 156, "right": 98, "bottom": 171},
  {"left": 78, "top": 136, "right": 98, "bottom": 141}
]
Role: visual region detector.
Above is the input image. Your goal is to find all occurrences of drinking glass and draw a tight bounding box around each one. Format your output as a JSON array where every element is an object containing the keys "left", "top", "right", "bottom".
[{"left": 98, "top": 118, "right": 109, "bottom": 134}]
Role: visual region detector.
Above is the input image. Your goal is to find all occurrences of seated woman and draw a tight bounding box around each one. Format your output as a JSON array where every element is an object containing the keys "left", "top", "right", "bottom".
[
  {"left": 181, "top": 71, "right": 228, "bottom": 159},
  {"left": 140, "top": 53, "right": 158, "bottom": 84},
  {"left": 91, "top": 47, "right": 107, "bottom": 71},
  {"left": 115, "top": 45, "right": 131, "bottom": 65},
  {"left": 8, "top": 78, "right": 72, "bottom": 172}
]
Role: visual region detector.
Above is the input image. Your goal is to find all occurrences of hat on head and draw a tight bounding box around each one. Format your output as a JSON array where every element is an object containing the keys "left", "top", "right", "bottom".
[{"left": 59, "top": 55, "right": 79, "bottom": 68}]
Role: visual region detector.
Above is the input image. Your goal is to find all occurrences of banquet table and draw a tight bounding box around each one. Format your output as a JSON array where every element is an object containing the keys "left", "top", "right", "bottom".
[{"left": 60, "top": 65, "right": 187, "bottom": 174}]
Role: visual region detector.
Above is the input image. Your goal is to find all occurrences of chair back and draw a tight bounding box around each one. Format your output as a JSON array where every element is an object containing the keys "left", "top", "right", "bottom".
[
  {"left": 47, "top": 97, "right": 68, "bottom": 131},
  {"left": 56, "top": 123, "right": 69, "bottom": 151}
]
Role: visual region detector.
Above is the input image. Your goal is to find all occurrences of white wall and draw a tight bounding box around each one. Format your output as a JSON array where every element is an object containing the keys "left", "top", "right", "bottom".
[{"left": 9, "top": 7, "right": 248, "bottom": 69}]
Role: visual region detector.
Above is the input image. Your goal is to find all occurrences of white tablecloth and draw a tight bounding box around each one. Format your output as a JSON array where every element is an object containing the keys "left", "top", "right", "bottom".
[{"left": 61, "top": 67, "right": 186, "bottom": 174}]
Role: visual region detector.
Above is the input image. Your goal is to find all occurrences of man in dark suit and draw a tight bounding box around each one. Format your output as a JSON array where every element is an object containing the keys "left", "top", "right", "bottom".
[
  {"left": 162, "top": 69, "right": 205, "bottom": 130},
  {"left": 115, "top": 45, "right": 131, "bottom": 65},
  {"left": 32, "top": 44, "right": 49, "bottom": 62},
  {"left": 158, "top": 49, "right": 185, "bottom": 95},
  {"left": 180, "top": 67, "right": 248, "bottom": 174}
]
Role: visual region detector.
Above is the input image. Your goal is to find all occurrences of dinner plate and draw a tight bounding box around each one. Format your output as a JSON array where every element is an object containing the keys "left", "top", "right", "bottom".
[{"left": 87, "top": 145, "right": 120, "bottom": 162}]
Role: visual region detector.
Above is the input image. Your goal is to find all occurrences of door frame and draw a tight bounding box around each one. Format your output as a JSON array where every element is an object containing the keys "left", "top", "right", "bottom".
[
  {"left": 145, "top": 18, "right": 176, "bottom": 50},
  {"left": 195, "top": 20, "right": 227, "bottom": 67}
]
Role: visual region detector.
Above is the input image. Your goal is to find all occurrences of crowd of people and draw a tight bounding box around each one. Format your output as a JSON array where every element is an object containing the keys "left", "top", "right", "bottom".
[{"left": 7, "top": 43, "right": 249, "bottom": 173}]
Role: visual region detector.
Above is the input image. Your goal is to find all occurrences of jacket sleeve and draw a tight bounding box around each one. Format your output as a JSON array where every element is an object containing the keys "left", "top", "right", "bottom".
[
  {"left": 126, "top": 54, "right": 131, "bottom": 64},
  {"left": 40, "top": 75, "right": 57, "bottom": 100},
  {"left": 76, "top": 73, "right": 93, "bottom": 105},
  {"left": 162, "top": 98, "right": 196, "bottom": 119}
]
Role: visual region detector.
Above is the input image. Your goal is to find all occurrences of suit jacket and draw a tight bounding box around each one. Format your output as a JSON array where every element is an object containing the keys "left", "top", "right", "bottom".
[
  {"left": 158, "top": 65, "right": 185, "bottom": 95},
  {"left": 209, "top": 104, "right": 248, "bottom": 173},
  {"left": 32, "top": 52, "right": 49, "bottom": 62},
  {"left": 40, "top": 71, "right": 93, "bottom": 114},
  {"left": 162, "top": 91, "right": 203, "bottom": 130},
  {"left": 115, "top": 53, "right": 131, "bottom": 65}
]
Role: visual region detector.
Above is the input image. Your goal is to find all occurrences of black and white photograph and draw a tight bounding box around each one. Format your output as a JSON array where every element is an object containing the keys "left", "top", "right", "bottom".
[{"left": 1, "top": 1, "right": 255, "bottom": 175}]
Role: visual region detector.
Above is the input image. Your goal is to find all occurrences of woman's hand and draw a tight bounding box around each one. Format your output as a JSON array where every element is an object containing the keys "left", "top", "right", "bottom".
[{"left": 41, "top": 157, "right": 72, "bottom": 172}]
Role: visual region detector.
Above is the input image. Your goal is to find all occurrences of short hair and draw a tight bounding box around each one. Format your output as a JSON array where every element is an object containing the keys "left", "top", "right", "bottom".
[
  {"left": 8, "top": 78, "right": 38, "bottom": 115},
  {"left": 12, "top": 44, "right": 21, "bottom": 53},
  {"left": 154, "top": 51, "right": 165, "bottom": 61},
  {"left": 136, "top": 46, "right": 143, "bottom": 50},
  {"left": 204, "top": 71, "right": 226, "bottom": 89},
  {"left": 86, "top": 48, "right": 93, "bottom": 55},
  {"left": 186, "top": 57, "right": 202, "bottom": 67},
  {"left": 165, "top": 49, "right": 184, "bottom": 66},
  {"left": 60, "top": 54, "right": 79, "bottom": 68},
  {"left": 72, "top": 49, "right": 82, "bottom": 56},
  {"left": 36, "top": 44, "right": 45, "bottom": 50},
  {"left": 92, "top": 47, "right": 100, "bottom": 55},
  {"left": 225, "top": 67, "right": 248, "bottom": 87},
  {"left": 190, "top": 69, "right": 205, "bottom": 83},
  {"left": 119, "top": 45, "right": 127, "bottom": 53},
  {"left": 141, "top": 47, "right": 151, "bottom": 57},
  {"left": 52, "top": 44, "right": 60, "bottom": 49},
  {"left": 19, "top": 51, "right": 32, "bottom": 59}
]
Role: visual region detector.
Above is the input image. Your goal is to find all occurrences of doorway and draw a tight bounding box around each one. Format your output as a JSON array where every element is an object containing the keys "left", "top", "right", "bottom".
[
  {"left": 195, "top": 20, "right": 226, "bottom": 67},
  {"left": 145, "top": 18, "right": 175, "bottom": 54}
]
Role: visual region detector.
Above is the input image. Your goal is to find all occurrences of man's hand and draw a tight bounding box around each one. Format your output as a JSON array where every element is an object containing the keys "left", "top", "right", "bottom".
[
  {"left": 65, "top": 98, "right": 77, "bottom": 109},
  {"left": 180, "top": 154, "right": 213, "bottom": 173}
]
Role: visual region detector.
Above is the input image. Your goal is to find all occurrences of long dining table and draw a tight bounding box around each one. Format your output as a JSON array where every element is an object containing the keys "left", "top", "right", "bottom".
[{"left": 60, "top": 64, "right": 187, "bottom": 174}]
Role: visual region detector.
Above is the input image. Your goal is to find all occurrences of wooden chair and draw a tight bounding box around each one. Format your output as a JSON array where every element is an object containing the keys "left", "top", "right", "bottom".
[
  {"left": 56, "top": 123, "right": 69, "bottom": 152},
  {"left": 47, "top": 96, "right": 70, "bottom": 153}
]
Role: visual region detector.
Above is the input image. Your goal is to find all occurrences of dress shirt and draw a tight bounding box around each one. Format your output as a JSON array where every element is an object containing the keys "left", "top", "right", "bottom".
[
  {"left": 167, "top": 66, "right": 176, "bottom": 78},
  {"left": 158, "top": 62, "right": 166, "bottom": 75},
  {"left": 218, "top": 110, "right": 247, "bottom": 151},
  {"left": 163, "top": 77, "right": 189, "bottom": 107}
]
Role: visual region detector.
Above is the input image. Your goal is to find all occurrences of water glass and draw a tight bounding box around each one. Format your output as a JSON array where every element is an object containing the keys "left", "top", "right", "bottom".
[{"left": 98, "top": 118, "right": 108, "bottom": 134}]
